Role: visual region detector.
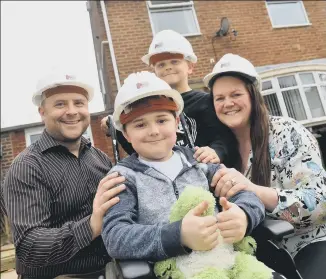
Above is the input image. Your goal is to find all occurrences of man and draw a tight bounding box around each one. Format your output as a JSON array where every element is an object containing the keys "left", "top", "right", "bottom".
[{"left": 3, "top": 69, "right": 125, "bottom": 279}]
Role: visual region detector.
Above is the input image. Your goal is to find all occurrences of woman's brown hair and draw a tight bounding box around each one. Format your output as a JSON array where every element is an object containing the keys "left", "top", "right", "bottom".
[
  {"left": 210, "top": 74, "right": 271, "bottom": 187},
  {"left": 245, "top": 82, "right": 271, "bottom": 187}
]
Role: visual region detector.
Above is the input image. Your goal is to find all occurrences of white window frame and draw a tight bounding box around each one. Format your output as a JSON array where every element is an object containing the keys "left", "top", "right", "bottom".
[
  {"left": 25, "top": 126, "right": 45, "bottom": 146},
  {"left": 24, "top": 125, "right": 94, "bottom": 146},
  {"left": 262, "top": 71, "right": 326, "bottom": 127},
  {"left": 265, "top": 0, "right": 311, "bottom": 29},
  {"left": 147, "top": 1, "right": 201, "bottom": 37}
]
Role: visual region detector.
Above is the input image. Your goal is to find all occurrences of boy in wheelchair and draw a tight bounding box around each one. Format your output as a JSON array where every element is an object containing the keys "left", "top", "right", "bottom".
[{"left": 102, "top": 71, "right": 286, "bottom": 279}]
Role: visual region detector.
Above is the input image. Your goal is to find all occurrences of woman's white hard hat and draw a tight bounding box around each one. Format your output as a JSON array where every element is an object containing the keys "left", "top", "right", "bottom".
[{"left": 203, "top": 53, "right": 261, "bottom": 92}]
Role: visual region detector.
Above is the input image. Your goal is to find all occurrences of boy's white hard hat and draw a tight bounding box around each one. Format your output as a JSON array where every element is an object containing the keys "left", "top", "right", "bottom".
[
  {"left": 32, "top": 69, "right": 94, "bottom": 106},
  {"left": 113, "top": 71, "right": 184, "bottom": 131},
  {"left": 203, "top": 53, "right": 261, "bottom": 92},
  {"left": 141, "top": 29, "right": 197, "bottom": 65}
]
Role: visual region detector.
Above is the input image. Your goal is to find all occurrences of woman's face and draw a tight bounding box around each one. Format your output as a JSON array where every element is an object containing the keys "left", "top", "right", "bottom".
[{"left": 212, "top": 76, "right": 252, "bottom": 130}]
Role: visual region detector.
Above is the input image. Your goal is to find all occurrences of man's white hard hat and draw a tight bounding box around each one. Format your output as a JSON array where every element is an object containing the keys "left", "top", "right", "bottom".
[
  {"left": 32, "top": 69, "right": 94, "bottom": 106},
  {"left": 203, "top": 53, "right": 261, "bottom": 92},
  {"left": 141, "top": 29, "right": 197, "bottom": 65},
  {"left": 113, "top": 71, "right": 184, "bottom": 131}
]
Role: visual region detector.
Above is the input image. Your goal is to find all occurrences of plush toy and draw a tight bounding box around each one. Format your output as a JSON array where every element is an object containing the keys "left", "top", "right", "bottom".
[{"left": 154, "top": 186, "right": 273, "bottom": 279}]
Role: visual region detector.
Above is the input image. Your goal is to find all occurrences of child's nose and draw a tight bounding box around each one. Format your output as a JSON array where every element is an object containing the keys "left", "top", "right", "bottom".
[{"left": 148, "top": 124, "right": 159, "bottom": 135}]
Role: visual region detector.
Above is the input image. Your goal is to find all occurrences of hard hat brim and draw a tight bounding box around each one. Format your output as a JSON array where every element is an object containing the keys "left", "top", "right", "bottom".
[
  {"left": 113, "top": 88, "right": 184, "bottom": 131},
  {"left": 203, "top": 71, "right": 256, "bottom": 88},
  {"left": 32, "top": 81, "right": 94, "bottom": 106},
  {"left": 141, "top": 51, "right": 197, "bottom": 66}
]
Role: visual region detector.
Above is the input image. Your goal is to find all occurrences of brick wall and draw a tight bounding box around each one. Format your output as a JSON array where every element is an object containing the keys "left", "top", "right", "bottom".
[
  {"left": 92, "top": 1, "right": 326, "bottom": 94},
  {"left": 0, "top": 114, "right": 124, "bottom": 181}
]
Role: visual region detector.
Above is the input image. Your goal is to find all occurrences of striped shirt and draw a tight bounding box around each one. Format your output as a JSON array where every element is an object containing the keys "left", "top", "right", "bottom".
[{"left": 3, "top": 130, "right": 112, "bottom": 278}]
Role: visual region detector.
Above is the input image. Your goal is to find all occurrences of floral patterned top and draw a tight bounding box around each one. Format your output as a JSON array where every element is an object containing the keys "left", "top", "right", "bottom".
[{"left": 246, "top": 116, "right": 326, "bottom": 257}]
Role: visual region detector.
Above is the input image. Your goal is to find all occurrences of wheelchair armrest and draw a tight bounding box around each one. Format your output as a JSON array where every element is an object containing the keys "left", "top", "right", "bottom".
[
  {"left": 115, "top": 259, "right": 155, "bottom": 279},
  {"left": 255, "top": 219, "right": 294, "bottom": 241}
]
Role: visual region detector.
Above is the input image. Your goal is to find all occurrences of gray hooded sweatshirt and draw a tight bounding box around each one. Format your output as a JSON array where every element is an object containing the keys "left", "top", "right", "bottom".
[{"left": 102, "top": 146, "right": 265, "bottom": 261}]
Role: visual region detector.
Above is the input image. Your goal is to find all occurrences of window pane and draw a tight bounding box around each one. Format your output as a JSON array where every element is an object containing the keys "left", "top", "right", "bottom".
[
  {"left": 263, "top": 93, "right": 282, "bottom": 116},
  {"left": 151, "top": 1, "right": 190, "bottom": 5},
  {"left": 30, "top": 134, "right": 42, "bottom": 144},
  {"left": 304, "top": 86, "right": 325, "bottom": 118},
  {"left": 319, "top": 73, "right": 326, "bottom": 82},
  {"left": 299, "top": 73, "right": 315, "bottom": 85},
  {"left": 278, "top": 75, "right": 297, "bottom": 89},
  {"left": 282, "top": 89, "right": 307, "bottom": 120},
  {"left": 151, "top": 8, "right": 198, "bottom": 34},
  {"left": 262, "top": 80, "right": 273, "bottom": 91},
  {"left": 267, "top": 1, "right": 308, "bottom": 26}
]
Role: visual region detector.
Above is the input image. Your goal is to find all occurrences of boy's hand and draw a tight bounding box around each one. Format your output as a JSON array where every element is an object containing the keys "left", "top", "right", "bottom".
[
  {"left": 100, "top": 116, "right": 109, "bottom": 135},
  {"left": 194, "top": 146, "right": 220, "bottom": 164},
  {"left": 181, "top": 201, "right": 219, "bottom": 251},
  {"left": 216, "top": 197, "right": 248, "bottom": 244}
]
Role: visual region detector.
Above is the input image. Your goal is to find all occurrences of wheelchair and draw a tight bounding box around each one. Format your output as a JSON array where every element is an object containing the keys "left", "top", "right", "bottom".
[{"left": 104, "top": 115, "right": 303, "bottom": 279}]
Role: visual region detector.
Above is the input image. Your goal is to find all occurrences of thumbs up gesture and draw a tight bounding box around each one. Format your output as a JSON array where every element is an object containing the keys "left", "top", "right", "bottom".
[
  {"left": 181, "top": 201, "right": 219, "bottom": 251},
  {"left": 216, "top": 197, "right": 248, "bottom": 244}
]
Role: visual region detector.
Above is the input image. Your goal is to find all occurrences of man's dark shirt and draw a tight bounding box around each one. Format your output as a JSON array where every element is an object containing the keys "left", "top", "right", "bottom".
[
  {"left": 3, "top": 130, "right": 112, "bottom": 278},
  {"left": 116, "top": 90, "right": 239, "bottom": 167}
]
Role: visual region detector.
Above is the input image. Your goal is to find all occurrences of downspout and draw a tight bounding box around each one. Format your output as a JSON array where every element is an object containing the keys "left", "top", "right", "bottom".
[{"left": 100, "top": 0, "right": 121, "bottom": 91}]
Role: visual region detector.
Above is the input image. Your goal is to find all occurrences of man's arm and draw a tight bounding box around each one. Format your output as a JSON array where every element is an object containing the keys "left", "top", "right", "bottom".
[
  {"left": 102, "top": 180, "right": 189, "bottom": 261},
  {"left": 3, "top": 162, "right": 93, "bottom": 267},
  {"left": 3, "top": 161, "right": 125, "bottom": 268}
]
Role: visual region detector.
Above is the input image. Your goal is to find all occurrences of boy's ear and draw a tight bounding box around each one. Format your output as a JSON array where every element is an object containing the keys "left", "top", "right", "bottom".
[
  {"left": 187, "top": 62, "right": 194, "bottom": 75},
  {"left": 175, "top": 116, "right": 180, "bottom": 129},
  {"left": 122, "top": 129, "right": 132, "bottom": 143}
]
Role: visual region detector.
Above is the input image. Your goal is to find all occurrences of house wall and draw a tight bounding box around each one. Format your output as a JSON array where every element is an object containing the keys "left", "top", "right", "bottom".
[{"left": 91, "top": 1, "right": 326, "bottom": 94}]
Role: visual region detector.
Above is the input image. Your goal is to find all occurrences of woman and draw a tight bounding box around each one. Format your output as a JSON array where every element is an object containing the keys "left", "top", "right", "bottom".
[{"left": 205, "top": 53, "right": 326, "bottom": 279}]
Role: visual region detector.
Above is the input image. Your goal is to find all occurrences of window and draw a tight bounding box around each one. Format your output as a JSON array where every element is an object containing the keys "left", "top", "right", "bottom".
[
  {"left": 262, "top": 71, "right": 326, "bottom": 126},
  {"left": 25, "top": 126, "right": 94, "bottom": 146},
  {"left": 25, "top": 126, "right": 45, "bottom": 146},
  {"left": 147, "top": 1, "right": 200, "bottom": 36},
  {"left": 266, "top": 1, "right": 310, "bottom": 28}
]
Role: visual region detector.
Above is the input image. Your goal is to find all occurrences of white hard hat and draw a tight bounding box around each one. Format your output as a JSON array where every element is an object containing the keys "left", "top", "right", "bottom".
[
  {"left": 32, "top": 69, "right": 94, "bottom": 106},
  {"left": 203, "top": 53, "right": 261, "bottom": 92},
  {"left": 141, "top": 29, "right": 197, "bottom": 65},
  {"left": 113, "top": 71, "right": 184, "bottom": 131}
]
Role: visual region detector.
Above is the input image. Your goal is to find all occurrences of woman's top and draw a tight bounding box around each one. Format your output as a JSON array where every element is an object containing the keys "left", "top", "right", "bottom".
[{"left": 246, "top": 116, "right": 326, "bottom": 257}]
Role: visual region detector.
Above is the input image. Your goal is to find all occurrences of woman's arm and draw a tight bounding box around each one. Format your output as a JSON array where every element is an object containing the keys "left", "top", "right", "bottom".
[{"left": 264, "top": 118, "right": 326, "bottom": 227}]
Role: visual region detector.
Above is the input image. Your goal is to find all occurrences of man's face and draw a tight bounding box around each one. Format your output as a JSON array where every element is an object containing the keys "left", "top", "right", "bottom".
[
  {"left": 39, "top": 89, "right": 90, "bottom": 142},
  {"left": 153, "top": 58, "right": 193, "bottom": 88}
]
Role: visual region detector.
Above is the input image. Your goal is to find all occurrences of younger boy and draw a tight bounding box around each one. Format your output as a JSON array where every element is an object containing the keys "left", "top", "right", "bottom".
[
  {"left": 101, "top": 30, "right": 238, "bottom": 167},
  {"left": 101, "top": 71, "right": 264, "bottom": 261}
]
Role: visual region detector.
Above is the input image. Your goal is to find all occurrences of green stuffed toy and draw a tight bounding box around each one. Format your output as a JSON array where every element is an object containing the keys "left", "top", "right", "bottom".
[{"left": 154, "top": 186, "right": 273, "bottom": 279}]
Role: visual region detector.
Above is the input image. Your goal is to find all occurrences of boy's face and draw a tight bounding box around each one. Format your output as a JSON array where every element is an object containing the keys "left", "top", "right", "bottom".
[
  {"left": 123, "top": 110, "right": 179, "bottom": 162},
  {"left": 153, "top": 59, "right": 194, "bottom": 88}
]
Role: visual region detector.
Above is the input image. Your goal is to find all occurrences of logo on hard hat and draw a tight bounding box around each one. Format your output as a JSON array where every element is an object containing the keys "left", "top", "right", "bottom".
[
  {"left": 136, "top": 82, "right": 149, "bottom": 89},
  {"left": 221, "top": 62, "right": 230, "bottom": 68},
  {"left": 154, "top": 42, "right": 163, "bottom": 49},
  {"left": 65, "top": 74, "right": 76, "bottom": 80}
]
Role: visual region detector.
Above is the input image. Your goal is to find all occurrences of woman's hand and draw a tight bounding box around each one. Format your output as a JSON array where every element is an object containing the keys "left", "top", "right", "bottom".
[
  {"left": 211, "top": 167, "right": 255, "bottom": 198},
  {"left": 193, "top": 146, "right": 220, "bottom": 164}
]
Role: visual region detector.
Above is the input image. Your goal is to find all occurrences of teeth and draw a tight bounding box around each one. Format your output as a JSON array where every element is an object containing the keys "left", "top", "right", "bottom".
[
  {"left": 225, "top": 111, "right": 239, "bottom": 115},
  {"left": 64, "top": 121, "right": 79, "bottom": 124}
]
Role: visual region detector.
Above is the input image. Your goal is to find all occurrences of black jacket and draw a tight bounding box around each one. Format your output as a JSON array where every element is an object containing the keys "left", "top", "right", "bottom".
[{"left": 115, "top": 90, "right": 239, "bottom": 167}]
